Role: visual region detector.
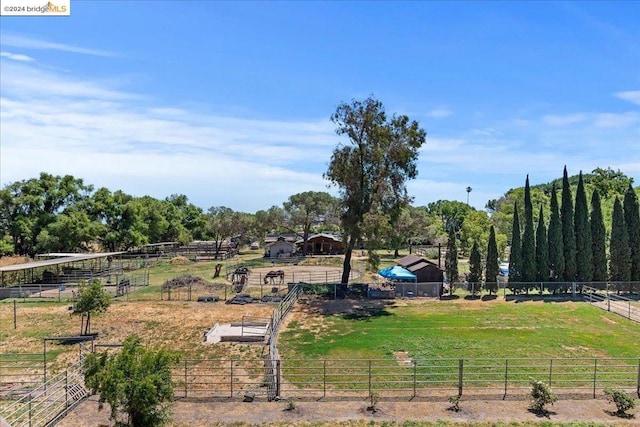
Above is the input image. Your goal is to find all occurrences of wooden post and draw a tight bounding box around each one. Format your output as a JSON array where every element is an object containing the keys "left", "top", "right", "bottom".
[{"left": 14, "top": 300, "right": 17, "bottom": 329}]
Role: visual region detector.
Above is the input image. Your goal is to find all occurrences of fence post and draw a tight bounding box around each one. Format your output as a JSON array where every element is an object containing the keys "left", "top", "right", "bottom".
[
  {"left": 230, "top": 360, "right": 234, "bottom": 398},
  {"left": 549, "top": 359, "right": 553, "bottom": 386},
  {"left": 593, "top": 359, "right": 597, "bottom": 398},
  {"left": 323, "top": 360, "right": 326, "bottom": 399},
  {"left": 368, "top": 360, "right": 372, "bottom": 397},
  {"left": 28, "top": 394, "right": 32, "bottom": 427},
  {"left": 458, "top": 359, "right": 463, "bottom": 396},
  {"left": 636, "top": 358, "right": 639, "bottom": 398},
  {"left": 14, "top": 300, "right": 17, "bottom": 329},
  {"left": 65, "top": 370, "right": 69, "bottom": 408},
  {"left": 184, "top": 359, "right": 188, "bottom": 398},
  {"left": 276, "top": 359, "right": 282, "bottom": 398},
  {"left": 413, "top": 360, "right": 417, "bottom": 398},
  {"left": 503, "top": 359, "right": 508, "bottom": 399}
]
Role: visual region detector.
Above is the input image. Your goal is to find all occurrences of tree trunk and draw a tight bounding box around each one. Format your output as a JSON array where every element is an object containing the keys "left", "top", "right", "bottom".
[
  {"left": 340, "top": 235, "right": 357, "bottom": 293},
  {"left": 394, "top": 248, "right": 400, "bottom": 258},
  {"left": 84, "top": 313, "right": 91, "bottom": 335}
]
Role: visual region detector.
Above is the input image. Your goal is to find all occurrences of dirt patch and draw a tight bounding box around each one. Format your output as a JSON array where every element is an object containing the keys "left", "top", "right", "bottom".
[
  {"left": 393, "top": 351, "right": 412, "bottom": 366},
  {"left": 56, "top": 394, "right": 639, "bottom": 426}
]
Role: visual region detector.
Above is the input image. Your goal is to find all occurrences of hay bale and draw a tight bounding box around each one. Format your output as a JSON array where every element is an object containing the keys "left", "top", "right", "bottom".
[{"left": 170, "top": 256, "right": 190, "bottom": 265}]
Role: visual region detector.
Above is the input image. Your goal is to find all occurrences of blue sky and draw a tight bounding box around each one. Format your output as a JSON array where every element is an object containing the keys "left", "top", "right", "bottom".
[{"left": 1, "top": 1, "right": 639, "bottom": 213}]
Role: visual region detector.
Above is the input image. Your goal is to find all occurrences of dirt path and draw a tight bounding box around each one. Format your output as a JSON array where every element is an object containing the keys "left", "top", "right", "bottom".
[{"left": 57, "top": 395, "right": 638, "bottom": 426}]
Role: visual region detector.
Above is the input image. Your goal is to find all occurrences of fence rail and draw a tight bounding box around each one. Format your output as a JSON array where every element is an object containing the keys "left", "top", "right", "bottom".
[
  {"left": 163, "top": 356, "right": 639, "bottom": 400},
  {"left": 583, "top": 285, "right": 640, "bottom": 323},
  {"left": 1, "top": 360, "right": 87, "bottom": 427}
]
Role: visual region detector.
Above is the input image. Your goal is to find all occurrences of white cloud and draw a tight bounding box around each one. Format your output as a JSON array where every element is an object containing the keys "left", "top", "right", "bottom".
[
  {"left": 426, "top": 107, "right": 453, "bottom": 118},
  {"left": 1, "top": 33, "right": 115, "bottom": 57},
  {"left": 593, "top": 112, "right": 639, "bottom": 128},
  {"left": 0, "top": 51, "right": 35, "bottom": 62},
  {"left": 542, "top": 113, "right": 587, "bottom": 126},
  {"left": 615, "top": 90, "right": 640, "bottom": 106}
]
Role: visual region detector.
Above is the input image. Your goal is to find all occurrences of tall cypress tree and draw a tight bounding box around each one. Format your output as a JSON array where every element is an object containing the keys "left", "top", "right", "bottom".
[
  {"left": 445, "top": 227, "right": 459, "bottom": 292},
  {"left": 610, "top": 198, "right": 631, "bottom": 284},
  {"left": 547, "top": 183, "right": 564, "bottom": 292},
  {"left": 590, "top": 189, "right": 607, "bottom": 283},
  {"left": 485, "top": 225, "right": 499, "bottom": 295},
  {"left": 521, "top": 175, "right": 536, "bottom": 284},
  {"left": 561, "top": 166, "right": 577, "bottom": 285},
  {"left": 535, "top": 205, "right": 549, "bottom": 285},
  {"left": 573, "top": 171, "right": 592, "bottom": 286},
  {"left": 508, "top": 202, "right": 522, "bottom": 291},
  {"left": 468, "top": 240, "right": 482, "bottom": 296},
  {"left": 623, "top": 185, "right": 640, "bottom": 282}
]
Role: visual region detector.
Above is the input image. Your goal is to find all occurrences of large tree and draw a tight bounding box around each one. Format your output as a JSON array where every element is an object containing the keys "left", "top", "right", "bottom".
[
  {"left": 283, "top": 191, "right": 336, "bottom": 256},
  {"left": 547, "top": 183, "right": 564, "bottom": 286},
  {"left": 445, "top": 227, "right": 459, "bottom": 291},
  {"left": 485, "top": 226, "right": 499, "bottom": 295},
  {"left": 623, "top": 184, "right": 640, "bottom": 282},
  {"left": 590, "top": 189, "right": 607, "bottom": 283},
  {"left": 468, "top": 240, "right": 482, "bottom": 296},
  {"left": 508, "top": 202, "right": 522, "bottom": 289},
  {"left": 521, "top": 175, "right": 536, "bottom": 283},
  {"left": 535, "top": 205, "right": 549, "bottom": 283},
  {"left": 83, "top": 335, "right": 179, "bottom": 427},
  {"left": 324, "top": 96, "right": 426, "bottom": 284},
  {"left": 561, "top": 166, "right": 577, "bottom": 282},
  {"left": 574, "top": 172, "right": 592, "bottom": 286},
  {"left": 609, "top": 198, "right": 631, "bottom": 284}
]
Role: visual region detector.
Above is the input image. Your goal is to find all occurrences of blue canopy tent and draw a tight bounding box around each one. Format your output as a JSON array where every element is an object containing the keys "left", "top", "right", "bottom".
[{"left": 377, "top": 266, "right": 417, "bottom": 281}]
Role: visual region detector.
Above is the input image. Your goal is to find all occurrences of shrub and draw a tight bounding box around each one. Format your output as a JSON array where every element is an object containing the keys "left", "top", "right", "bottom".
[
  {"left": 604, "top": 387, "right": 636, "bottom": 416},
  {"left": 529, "top": 378, "right": 557, "bottom": 413},
  {"left": 447, "top": 395, "right": 461, "bottom": 412},
  {"left": 368, "top": 391, "right": 380, "bottom": 412}
]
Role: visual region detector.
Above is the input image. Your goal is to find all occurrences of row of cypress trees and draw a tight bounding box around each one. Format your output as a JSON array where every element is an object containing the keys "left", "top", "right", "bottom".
[{"left": 508, "top": 167, "right": 640, "bottom": 289}]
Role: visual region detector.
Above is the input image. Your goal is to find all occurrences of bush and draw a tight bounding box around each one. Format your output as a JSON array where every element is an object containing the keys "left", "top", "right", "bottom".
[
  {"left": 604, "top": 387, "right": 636, "bottom": 416},
  {"left": 367, "top": 391, "right": 380, "bottom": 412},
  {"left": 529, "top": 378, "right": 557, "bottom": 413},
  {"left": 447, "top": 395, "right": 461, "bottom": 412}
]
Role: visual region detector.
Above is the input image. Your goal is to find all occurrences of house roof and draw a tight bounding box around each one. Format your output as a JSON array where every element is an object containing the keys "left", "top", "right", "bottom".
[
  {"left": 304, "top": 233, "right": 342, "bottom": 243},
  {"left": 398, "top": 256, "right": 442, "bottom": 272},
  {"left": 396, "top": 255, "right": 423, "bottom": 268}
]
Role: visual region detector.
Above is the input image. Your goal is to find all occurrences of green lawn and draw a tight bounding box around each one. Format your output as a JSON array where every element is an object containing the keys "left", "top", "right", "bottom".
[{"left": 279, "top": 299, "right": 640, "bottom": 360}]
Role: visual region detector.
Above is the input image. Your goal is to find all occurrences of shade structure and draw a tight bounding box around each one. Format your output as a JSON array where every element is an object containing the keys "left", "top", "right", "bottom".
[{"left": 377, "top": 265, "right": 417, "bottom": 281}]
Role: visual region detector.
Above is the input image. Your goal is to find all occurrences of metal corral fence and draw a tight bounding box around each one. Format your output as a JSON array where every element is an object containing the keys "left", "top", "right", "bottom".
[
  {"left": 583, "top": 285, "right": 640, "bottom": 323},
  {"left": 167, "top": 357, "right": 639, "bottom": 400},
  {"left": 0, "top": 353, "right": 44, "bottom": 392},
  {"left": 1, "top": 359, "right": 87, "bottom": 427}
]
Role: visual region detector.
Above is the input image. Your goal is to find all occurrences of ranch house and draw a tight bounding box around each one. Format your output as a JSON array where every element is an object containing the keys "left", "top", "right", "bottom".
[
  {"left": 299, "top": 233, "right": 344, "bottom": 255},
  {"left": 264, "top": 237, "right": 296, "bottom": 258}
]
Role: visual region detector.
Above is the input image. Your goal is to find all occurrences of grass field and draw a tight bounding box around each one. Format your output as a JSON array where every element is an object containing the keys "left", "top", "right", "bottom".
[{"left": 278, "top": 298, "right": 640, "bottom": 360}]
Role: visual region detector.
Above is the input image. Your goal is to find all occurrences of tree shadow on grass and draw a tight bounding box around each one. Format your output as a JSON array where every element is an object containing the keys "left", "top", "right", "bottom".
[
  {"left": 439, "top": 295, "right": 460, "bottom": 301},
  {"left": 298, "top": 296, "right": 396, "bottom": 321},
  {"left": 481, "top": 295, "right": 498, "bottom": 301}
]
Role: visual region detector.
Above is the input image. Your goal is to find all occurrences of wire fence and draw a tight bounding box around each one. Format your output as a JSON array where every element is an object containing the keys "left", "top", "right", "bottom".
[{"left": 160, "top": 356, "right": 640, "bottom": 400}]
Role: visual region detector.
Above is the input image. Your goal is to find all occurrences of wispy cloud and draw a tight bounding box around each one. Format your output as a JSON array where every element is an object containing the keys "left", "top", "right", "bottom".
[
  {"left": 426, "top": 107, "right": 453, "bottom": 118},
  {"left": 1, "top": 33, "right": 115, "bottom": 57},
  {"left": 0, "top": 51, "right": 35, "bottom": 62},
  {"left": 542, "top": 113, "right": 587, "bottom": 126},
  {"left": 616, "top": 90, "right": 640, "bottom": 106}
]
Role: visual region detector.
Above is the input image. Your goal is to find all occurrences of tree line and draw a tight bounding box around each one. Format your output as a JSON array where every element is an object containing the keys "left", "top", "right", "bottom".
[{"left": 457, "top": 167, "right": 639, "bottom": 294}]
